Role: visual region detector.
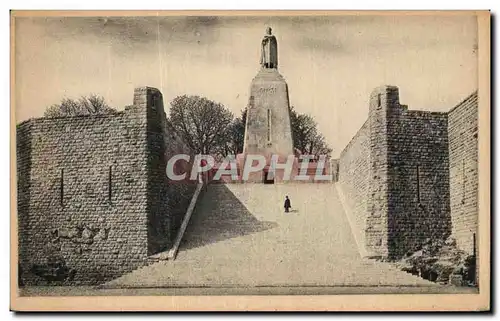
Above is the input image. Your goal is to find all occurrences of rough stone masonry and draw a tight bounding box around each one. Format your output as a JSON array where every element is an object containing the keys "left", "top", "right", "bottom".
[
  {"left": 16, "top": 84, "right": 479, "bottom": 286},
  {"left": 17, "top": 87, "right": 196, "bottom": 285},
  {"left": 338, "top": 86, "right": 478, "bottom": 261}
]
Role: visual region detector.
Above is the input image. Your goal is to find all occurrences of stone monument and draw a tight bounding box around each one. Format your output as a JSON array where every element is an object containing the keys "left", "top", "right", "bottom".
[
  {"left": 260, "top": 27, "right": 278, "bottom": 69},
  {"left": 243, "top": 27, "right": 294, "bottom": 162},
  {"left": 236, "top": 27, "right": 331, "bottom": 184}
]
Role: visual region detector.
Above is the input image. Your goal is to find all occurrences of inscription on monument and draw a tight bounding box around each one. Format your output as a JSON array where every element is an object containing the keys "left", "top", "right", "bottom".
[{"left": 258, "top": 87, "right": 276, "bottom": 95}]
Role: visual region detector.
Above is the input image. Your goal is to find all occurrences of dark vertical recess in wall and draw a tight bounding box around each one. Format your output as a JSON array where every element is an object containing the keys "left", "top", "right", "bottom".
[
  {"left": 473, "top": 232, "right": 476, "bottom": 257},
  {"left": 462, "top": 159, "right": 466, "bottom": 205},
  {"left": 416, "top": 165, "right": 421, "bottom": 204},
  {"left": 108, "top": 165, "right": 112, "bottom": 204},
  {"left": 60, "top": 168, "right": 64, "bottom": 207}
]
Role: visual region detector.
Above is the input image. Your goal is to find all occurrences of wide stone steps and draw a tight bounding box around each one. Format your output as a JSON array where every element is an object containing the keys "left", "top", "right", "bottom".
[{"left": 106, "top": 183, "right": 437, "bottom": 288}]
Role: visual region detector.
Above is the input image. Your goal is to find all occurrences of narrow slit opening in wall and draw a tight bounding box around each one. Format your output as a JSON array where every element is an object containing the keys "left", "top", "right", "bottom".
[
  {"left": 462, "top": 159, "right": 466, "bottom": 204},
  {"left": 473, "top": 233, "right": 476, "bottom": 257},
  {"left": 108, "top": 166, "right": 112, "bottom": 204},
  {"left": 416, "top": 165, "right": 421, "bottom": 204},
  {"left": 60, "top": 169, "right": 64, "bottom": 207},
  {"left": 150, "top": 94, "right": 157, "bottom": 111},
  {"left": 377, "top": 93, "right": 382, "bottom": 108}
]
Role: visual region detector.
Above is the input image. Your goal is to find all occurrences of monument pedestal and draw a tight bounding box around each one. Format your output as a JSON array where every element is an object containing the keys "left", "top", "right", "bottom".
[
  {"left": 242, "top": 69, "right": 295, "bottom": 183},
  {"left": 243, "top": 68, "right": 294, "bottom": 159}
]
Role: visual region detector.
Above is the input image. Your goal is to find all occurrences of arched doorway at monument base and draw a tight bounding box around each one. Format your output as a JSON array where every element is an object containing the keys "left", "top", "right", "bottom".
[{"left": 263, "top": 170, "right": 274, "bottom": 184}]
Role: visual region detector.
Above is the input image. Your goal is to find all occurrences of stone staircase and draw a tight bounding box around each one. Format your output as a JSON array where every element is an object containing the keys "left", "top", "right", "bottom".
[
  {"left": 253, "top": 68, "right": 286, "bottom": 82},
  {"left": 105, "top": 183, "right": 437, "bottom": 288}
]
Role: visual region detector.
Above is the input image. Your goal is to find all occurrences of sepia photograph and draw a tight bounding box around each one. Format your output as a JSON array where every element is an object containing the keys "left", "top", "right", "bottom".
[{"left": 10, "top": 10, "right": 490, "bottom": 311}]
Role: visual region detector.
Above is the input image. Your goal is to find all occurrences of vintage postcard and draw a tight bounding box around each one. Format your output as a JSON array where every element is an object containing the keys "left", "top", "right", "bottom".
[{"left": 10, "top": 10, "right": 490, "bottom": 311}]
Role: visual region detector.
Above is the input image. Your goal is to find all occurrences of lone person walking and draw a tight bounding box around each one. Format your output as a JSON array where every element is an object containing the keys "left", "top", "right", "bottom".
[{"left": 284, "top": 196, "right": 291, "bottom": 213}]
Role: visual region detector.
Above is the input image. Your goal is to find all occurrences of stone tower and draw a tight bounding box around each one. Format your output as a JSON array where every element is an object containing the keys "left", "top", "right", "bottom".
[{"left": 243, "top": 27, "right": 294, "bottom": 160}]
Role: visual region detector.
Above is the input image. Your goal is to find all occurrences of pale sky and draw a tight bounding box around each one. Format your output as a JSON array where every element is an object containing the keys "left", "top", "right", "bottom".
[{"left": 14, "top": 14, "right": 478, "bottom": 157}]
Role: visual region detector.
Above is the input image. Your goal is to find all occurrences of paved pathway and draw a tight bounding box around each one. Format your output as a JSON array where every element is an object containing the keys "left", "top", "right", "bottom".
[{"left": 106, "top": 183, "right": 437, "bottom": 288}]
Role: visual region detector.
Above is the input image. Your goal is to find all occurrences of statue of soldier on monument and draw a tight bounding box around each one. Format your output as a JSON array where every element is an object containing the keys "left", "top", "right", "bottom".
[{"left": 260, "top": 27, "right": 278, "bottom": 69}]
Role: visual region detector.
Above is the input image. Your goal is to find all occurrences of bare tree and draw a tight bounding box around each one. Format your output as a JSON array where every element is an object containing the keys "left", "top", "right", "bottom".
[
  {"left": 168, "top": 95, "right": 234, "bottom": 158},
  {"left": 290, "top": 106, "right": 333, "bottom": 159},
  {"left": 44, "top": 94, "right": 115, "bottom": 118},
  {"left": 225, "top": 109, "right": 247, "bottom": 156}
]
